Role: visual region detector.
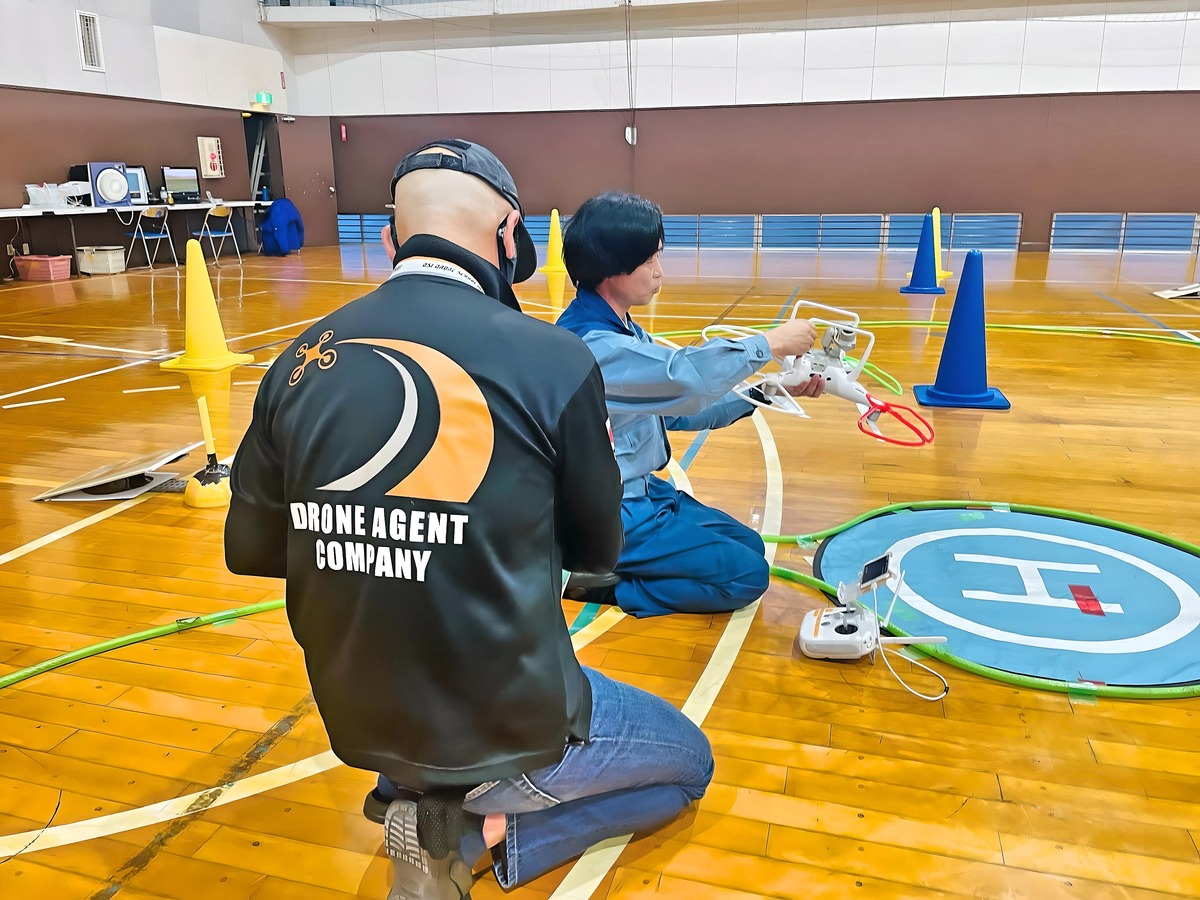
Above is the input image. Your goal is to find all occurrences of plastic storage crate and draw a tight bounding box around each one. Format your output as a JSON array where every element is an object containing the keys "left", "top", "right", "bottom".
[
  {"left": 77, "top": 245, "right": 126, "bottom": 275},
  {"left": 15, "top": 255, "right": 72, "bottom": 281}
]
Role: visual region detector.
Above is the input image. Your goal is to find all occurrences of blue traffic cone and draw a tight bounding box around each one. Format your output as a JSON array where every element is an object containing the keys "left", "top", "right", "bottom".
[
  {"left": 900, "top": 213, "right": 946, "bottom": 295},
  {"left": 914, "top": 249, "right": 1010, "bottom": 410}
]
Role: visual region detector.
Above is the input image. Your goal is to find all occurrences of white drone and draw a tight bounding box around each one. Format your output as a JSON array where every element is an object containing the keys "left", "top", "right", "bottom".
[{"left": 703, "top": 300, "right": 934, "bottom": 447}]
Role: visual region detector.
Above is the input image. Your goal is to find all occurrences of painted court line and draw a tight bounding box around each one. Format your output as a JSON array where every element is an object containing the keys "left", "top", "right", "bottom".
[
  {"left": 0, "top": 359, "right": 152, "bottom": 403},
  {"left": 0, "top": 597, "right": 626, "bottom": 859},
  {"left": 227, "top": 317, "right": 322, "bottom": 345},
  {"left": 122, "top": 385, "right": 180, "bottom": 394},
  {"left": 1096, "top": 292, "right": 1199, "bottom": 343},
  {"left": 0, "top": 318, "right": 314, "bottom": 404},
  {"left": 547, "top": 410, "right": 782, "bottom": 899},
  {"left": 0, "top": 334, "right": 164, "bottom": 356},
  {"left": 3, "top": 397, "right": 64, "bottom": 409},
  {"left": 0, "top": 497, "right": 152, "bottom": 569},
  {"left": 664, "top": 459, "right": 693, "bottom": 496}
]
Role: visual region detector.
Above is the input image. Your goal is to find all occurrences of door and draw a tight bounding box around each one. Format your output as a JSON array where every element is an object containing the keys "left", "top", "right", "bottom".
[{"left": 276, "top": 115, "right": 339, "bottom": 247}]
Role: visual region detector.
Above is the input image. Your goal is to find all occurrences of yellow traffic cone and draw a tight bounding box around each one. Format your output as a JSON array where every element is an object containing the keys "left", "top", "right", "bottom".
[
  {"left": 546, "top": 269, "right": 568, "bottom": 311},
  {"left": 184, "top": 395, "right": 232, "bottom": 509},
  {"left": 539, "top": 208, "right": 568, "bottom": 274},
  {"left": 161, "top": 240, "right": 253, "bottom": 371},
  {"left": 933, "top": 207, "right": 953, "bottom": 281}
]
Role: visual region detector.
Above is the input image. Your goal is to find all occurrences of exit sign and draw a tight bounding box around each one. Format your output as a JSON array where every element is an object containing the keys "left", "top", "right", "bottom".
[{"left": 256, "top": 92, "right": 273, "bottom": 104}]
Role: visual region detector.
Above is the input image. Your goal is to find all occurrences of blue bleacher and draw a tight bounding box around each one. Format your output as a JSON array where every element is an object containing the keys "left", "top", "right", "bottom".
[
  {"left": 1050, "top": 213, "right": 1124, "bottom": 251},
  {"left": 1122, "top": 214, "right": 1196, "bottom": 251},
  {"left": 761, "top": 215, "right": 820, "bottom": 249},
  {"left": 819, "top": 215, "right": 882, "bottom": 249},
  {"left": 337, "top": 210, "right": 1197, "bottom": 254},
  {"left": 950, "top": 213, "right": 1021, "bottom": 250},
  {"left": 698, "top": 216, "right": 755, "bottom": 249},
  {"left": 662, "top": 216, "right": 700, "bottom": 248}
]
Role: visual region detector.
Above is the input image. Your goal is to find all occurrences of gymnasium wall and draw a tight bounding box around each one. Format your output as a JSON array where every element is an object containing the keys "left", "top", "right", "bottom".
[
  {"left": 0, "top": 85, "right": 343, "bottom": 251},
  {"left": 330, "top": 90, "right": 1200, "bottom": 249},
  {"left": 0, "top": 0, "right": 291, "bottom": 111},
  {"left": 0, "top": 86, "right": 252, "bottom": 211},
  {"left": 287, "top": 9, "right": 1200, "bottom": 117}
]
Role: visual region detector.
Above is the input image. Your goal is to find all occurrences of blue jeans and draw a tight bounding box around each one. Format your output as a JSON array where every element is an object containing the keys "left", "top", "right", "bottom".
[
  {"left": 379, "top": 667, "right": 713, "bottom": 888},
  {"left": 616, "top": 474, "right": 769, "bottom": 617}
]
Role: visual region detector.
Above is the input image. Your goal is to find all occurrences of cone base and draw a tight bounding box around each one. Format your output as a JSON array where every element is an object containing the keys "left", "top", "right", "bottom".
[
  {"left": 936, "top": 270, "right": 954, "bottom": 279},
  {"left": 914, "top": 383, "right": 1010, "bottom": 410},
  {"left": 161, "top": 352, "right": 253, "bottom": 372},
  {"left": 900, "top": 284, "right": 946, "bottom": 295},
  {"left": 184, "top": 476, "right": 232, "bottom": 508}
]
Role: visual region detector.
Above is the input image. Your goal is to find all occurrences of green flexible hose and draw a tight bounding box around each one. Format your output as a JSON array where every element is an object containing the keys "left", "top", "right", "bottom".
[{"left": 0, "top": 599, "right": 285, "bottom": 691}]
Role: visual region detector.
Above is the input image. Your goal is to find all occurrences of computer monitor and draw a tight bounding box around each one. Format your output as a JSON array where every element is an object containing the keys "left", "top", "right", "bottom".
[
  {"left": 125, "top": 166, "right": 150, "bottom": 205},
  {"left": 161, "top": 165, "right": 200, "bottom": 202}
]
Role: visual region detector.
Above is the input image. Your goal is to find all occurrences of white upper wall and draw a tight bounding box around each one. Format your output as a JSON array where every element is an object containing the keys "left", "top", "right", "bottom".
[
  {"left": 280, "top": 6, "right": 1200, "bottom": 116},
  {"left": 0, "top": 0, "right": 291, "bottom": 111},
  {"left": 272, "top": 0, "right": 1200, "bottom": 117},
  {"left": 1, "top": 0, "right": 1199, "bottom": 117}
]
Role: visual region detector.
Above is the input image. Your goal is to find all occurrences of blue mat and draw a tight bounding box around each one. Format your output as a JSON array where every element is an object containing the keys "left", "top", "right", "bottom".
[{"left": 813, "top": 508, "right": 1200, "bottom": 690}]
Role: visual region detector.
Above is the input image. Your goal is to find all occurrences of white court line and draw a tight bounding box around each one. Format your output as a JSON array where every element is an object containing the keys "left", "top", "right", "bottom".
[
  {"left": 122, "top": 385, "right": 180, "bottom": 394},
  {"left": 3, "top": 397, "right": 64, "bottom": 410},
  {"left": 664, "top": 459, "right": 693, "bottom": 496},
  {"left": 0, "top": 496, "right": 151, "bottom": 569},
  {"left": 0, "top": 593, "right": 626, "bottom": 858},
  {"left": 0, "top": 359, "right": 151, "bottom": 403},
  {"left": 0, "top": 334, "right": 165, "bottom": 356},
  {"left": 547, "top": 410, "right": 782, "bottom": 899},
  {"left": 0, "top": 318, "right": 313, "bottom": 404},
  {"left": 227, "top": 317, "right": 322, "bottom": 346}
]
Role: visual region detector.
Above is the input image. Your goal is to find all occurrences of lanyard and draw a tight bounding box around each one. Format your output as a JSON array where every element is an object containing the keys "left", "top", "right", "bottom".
[{"left": 388, "top": 256, "right": 484, "bottom": 293}]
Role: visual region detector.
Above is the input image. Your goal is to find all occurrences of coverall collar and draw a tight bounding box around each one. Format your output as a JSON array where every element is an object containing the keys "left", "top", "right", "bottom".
[{"left": 574, "top": 287, "right": 637, "bottom": 336}]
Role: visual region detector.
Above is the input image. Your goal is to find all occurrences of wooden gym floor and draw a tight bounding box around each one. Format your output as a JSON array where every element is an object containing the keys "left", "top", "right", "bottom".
[{"left": 1, "top": 244, "right": 1199, "bottom": 899}]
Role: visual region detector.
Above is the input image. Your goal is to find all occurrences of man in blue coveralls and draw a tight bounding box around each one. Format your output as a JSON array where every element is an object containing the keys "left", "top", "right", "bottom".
[{"left": 557, "top": 191, "right": 824, "bottom": 617}]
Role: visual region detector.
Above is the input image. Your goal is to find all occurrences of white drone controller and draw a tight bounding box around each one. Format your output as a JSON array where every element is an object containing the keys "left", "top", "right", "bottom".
[
  {"left": 703, "top": 300, "right": 934, "bottom": 446},
  {"left": 797, "top": 553, "right": 947, "bottom": 661}
]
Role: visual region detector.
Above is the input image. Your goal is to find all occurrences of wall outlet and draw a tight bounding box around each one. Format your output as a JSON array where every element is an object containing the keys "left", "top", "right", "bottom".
[{"left": 21, "top": 243, "right": 30, "bottom": 255}]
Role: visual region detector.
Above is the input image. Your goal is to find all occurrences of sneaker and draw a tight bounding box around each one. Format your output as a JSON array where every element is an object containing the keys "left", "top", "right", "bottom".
[
  {"left": 384, "top": 799, "right": 474, "bottom": 900},
  {"left": 563, "top": 571, "right": 621, "bottom": 604}
]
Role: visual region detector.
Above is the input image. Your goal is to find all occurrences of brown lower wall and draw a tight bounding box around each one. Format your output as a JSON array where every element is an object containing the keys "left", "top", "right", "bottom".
[
  {"left": 0, "top": 85, "right": 339, "bottom": 266},
  {"left": 331, "top": 92, "right": 1200, "bottom": 249},
  {"left": 3, "top": 86, "right": 1198, "bottom": 260}
]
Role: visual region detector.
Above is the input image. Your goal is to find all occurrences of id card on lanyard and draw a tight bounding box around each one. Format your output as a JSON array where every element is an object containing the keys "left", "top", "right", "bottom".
[{"left": 389, "top": 257, "right": 483, "bottom": 294}]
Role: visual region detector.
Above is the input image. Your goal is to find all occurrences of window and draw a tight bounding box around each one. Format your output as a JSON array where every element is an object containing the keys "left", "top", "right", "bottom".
[{"left": 77, "top": 11, "right": 103, "bottom": 72}]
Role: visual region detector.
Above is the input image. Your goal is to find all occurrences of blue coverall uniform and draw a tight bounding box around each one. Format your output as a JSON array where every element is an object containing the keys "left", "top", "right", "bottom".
[{"left": 557, "top": 288, "right": 774, "bottom": 617}]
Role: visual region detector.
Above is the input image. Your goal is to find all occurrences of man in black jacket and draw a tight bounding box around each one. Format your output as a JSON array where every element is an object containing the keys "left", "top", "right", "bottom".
[{"left": 226, "top": 140, "right": 713, "bottom": 900}]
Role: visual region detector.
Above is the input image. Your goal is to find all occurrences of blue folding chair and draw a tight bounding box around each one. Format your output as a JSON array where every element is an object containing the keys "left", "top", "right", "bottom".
[
  {"left": 192, "top": 205, "right": 242, "bottom": 266},
  {"left": 125, "top": 206, "right": 179, "bottom": 269}
]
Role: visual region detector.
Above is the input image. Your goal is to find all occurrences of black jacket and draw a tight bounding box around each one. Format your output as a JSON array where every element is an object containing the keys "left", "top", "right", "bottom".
[{"left": 225, "top": 234, "right": 623, "bottom": 788}]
